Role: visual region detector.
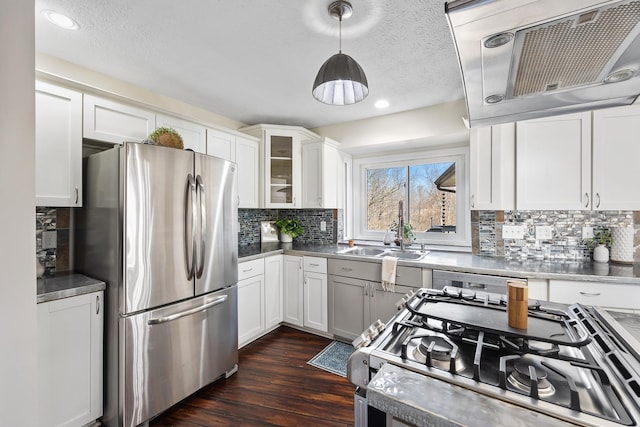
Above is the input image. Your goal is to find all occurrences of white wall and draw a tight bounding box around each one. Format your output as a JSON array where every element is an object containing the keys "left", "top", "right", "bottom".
[
  {"left": 36, "top": 53, "right": 246, "bottom": 131},
  {"left": 312, "top": 99, "right": 469, "bottom": 155},
  {"left": 0, "top": 1, "right": 37, "bottom": 426}
]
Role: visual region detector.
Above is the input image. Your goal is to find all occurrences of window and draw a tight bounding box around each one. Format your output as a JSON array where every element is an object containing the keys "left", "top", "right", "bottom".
[{"left": 354, "top": 147, "right": 470, "bottom": 248}]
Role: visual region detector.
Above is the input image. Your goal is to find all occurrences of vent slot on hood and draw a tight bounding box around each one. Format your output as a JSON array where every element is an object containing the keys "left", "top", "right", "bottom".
[{"left": 511, "top": 1, "right": 640, "bottom": 97}]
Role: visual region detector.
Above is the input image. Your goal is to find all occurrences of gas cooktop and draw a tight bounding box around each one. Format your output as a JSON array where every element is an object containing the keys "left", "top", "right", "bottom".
[{"left": 348, "top": 288, "right": 640, "bottom": 427}]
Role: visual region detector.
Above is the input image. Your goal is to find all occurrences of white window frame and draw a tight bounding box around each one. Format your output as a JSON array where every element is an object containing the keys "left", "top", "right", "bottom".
[{"left": 353, "top": 146, "right": 471, "bottom": 249}]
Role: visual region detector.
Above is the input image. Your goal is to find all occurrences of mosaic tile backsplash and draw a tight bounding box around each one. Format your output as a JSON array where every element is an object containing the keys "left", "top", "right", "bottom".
[
  {"left": 239, "top": 209, "right": 341, "bottom": 246},
  {"left": 36, "top": 207, "right": 71, "bottom": 275},
  {"left": 472, "top": 210, "right": 639, "bottom": 263}
]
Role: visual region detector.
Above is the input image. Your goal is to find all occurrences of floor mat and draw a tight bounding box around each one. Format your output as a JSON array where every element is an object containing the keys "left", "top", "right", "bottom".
[{"left": 307, "top": 341, "right": 355, "bottom": 377}]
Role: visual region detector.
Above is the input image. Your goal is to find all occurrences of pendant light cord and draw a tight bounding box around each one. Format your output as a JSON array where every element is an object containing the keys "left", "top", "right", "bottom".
[{"left": 339, "top": 15, "right": 342, "bottom": 53}]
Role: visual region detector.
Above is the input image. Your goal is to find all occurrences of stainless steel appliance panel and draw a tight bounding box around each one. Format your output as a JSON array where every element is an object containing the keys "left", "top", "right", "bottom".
[
  {"left": 193, "top": 153, "right": 238, "bottom": 295},
  {"left": 124, "top": 143, "right": 195, "bottom": 314},
  {"left": 432, "top": 269, "right": 524, "bottom": 294},
  {"left": 121, "top": 285, "right": 238, "bottom": 427}
]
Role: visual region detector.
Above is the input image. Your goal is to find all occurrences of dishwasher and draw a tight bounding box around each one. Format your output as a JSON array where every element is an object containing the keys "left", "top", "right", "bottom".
[{"left": 432, "top": 269, "right": 526, "bottom": 294}]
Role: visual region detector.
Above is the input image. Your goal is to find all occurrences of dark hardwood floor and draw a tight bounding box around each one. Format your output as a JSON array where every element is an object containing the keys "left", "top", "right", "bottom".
[{"left": 150, "top": 326, "right": 355, "bottom": 426}]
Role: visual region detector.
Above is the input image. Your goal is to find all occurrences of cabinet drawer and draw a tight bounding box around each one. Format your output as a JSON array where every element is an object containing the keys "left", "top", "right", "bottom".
[
  {"left": 328, "top": 259, "right": 423, "bottom": 287},
  {"left": 238, "top": 259, "right": 264, "bottom": 281},
  {"left": 304, "top": 256, "right": 327, "bottom": 274},
  {"left": 549, "top": 280, "right": 640, "bottom": 310},
  {"left": 329, "top": 259, "right": 379, "bottom": 281}
]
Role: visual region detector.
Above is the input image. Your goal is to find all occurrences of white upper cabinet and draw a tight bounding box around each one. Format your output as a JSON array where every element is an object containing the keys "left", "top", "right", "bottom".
[
  {"left": 241, "top": 124, "right": 318, "bottom": 208},
  {"left": 235, "top": 135, "right": 260, "bottom": 208},
  {"left": 156, "top": 114, "right": 206, "bottom": 153},
  {"left": 469, "top": 123, "right": 515, "bottom": 210},
  {"left": 592, "top": 105, "right": 640, "bottom": 210},
  {"left": 83, "top": 94, "right": 155, "bottom": 144},
  {"left": 302, "top": 137, "right": 343, "bottom": 209},
  {"left": 36, "top": 81, "right": 83, "bottom": 207},
  {"left": 516, "top": 106, "right": 640, "bottom": 211},
  {"left": 207, "top": 128, "right": 260, "bottom": 208},
  {"left": 516, "top": 112, "right": 591, "bottom": 210},
  {"left": 206, "top": 128, "right": 236, "bottom": 161}
]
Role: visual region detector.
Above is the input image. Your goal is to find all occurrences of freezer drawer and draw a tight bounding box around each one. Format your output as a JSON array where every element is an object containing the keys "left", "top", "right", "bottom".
[{"left": 120, "top": 285, "right": 238, "bottom": 427}]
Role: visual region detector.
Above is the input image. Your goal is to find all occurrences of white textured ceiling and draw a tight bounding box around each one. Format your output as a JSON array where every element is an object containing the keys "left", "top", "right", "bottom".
[{"left": 34, "top": 0, "right": 464, "bottom": 129}]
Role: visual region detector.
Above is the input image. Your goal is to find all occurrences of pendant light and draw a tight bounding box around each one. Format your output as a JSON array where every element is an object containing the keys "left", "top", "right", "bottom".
[{"left": 312, "top": 1, "right": 369, "bottom": 105}]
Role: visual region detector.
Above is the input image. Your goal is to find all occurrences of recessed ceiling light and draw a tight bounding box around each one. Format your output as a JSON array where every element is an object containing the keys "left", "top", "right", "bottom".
[
  {"left": 374, "top": 99, "right": 390, "bottom": 109},
  {"left": 42, "top": 10, "right": 79, "bottom": 30}
]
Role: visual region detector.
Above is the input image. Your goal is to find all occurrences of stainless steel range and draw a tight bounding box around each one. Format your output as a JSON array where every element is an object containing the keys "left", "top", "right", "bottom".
[{"left": 348, "top": 287, "right": 640, "bottom": 426}]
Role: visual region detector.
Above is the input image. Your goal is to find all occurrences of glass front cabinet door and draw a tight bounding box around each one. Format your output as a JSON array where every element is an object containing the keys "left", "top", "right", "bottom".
[
  {"left": 268, "top": 133, "right": 295, "bottom": 205},
  {"left": 240, "top": 124, "right": 319, "bottom": 208}
]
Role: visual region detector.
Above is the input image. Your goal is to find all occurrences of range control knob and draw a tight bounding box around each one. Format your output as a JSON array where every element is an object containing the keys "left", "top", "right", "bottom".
[{"left": 352, "top": 333, "right": 371, "bottom": 349}]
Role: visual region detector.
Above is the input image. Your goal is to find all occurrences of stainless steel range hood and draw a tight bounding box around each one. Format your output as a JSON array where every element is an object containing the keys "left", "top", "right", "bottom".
[{"left": 445, "top": 0, "right": 640, "bottom": 127}]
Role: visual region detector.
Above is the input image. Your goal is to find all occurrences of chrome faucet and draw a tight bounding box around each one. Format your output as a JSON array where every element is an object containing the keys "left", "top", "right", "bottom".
[{"left": 397, "top": 200, "right": 405, "bottom": 252}]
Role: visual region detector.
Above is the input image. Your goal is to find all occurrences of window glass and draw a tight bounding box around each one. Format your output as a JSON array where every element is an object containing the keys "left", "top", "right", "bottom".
[
  {"left": 409, "top": 162, "right": 456, "bottom": 234},
  {"left": 366, "top": 166, "right": 406, "bottom": 231},
  {"left": 365, "top": 162, "right": 456, "bottom": 234},
  {"left": 354, "top": 146, "right": 469, "bottom": 248}
]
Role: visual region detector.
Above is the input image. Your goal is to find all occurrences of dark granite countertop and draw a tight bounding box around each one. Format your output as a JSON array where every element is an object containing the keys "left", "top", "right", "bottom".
[
  {"left": 239, "top": 243, "right": 640, "bottom": 284},
  {"left": 37, "top": 272, "right": 106, "bottom": 304}
]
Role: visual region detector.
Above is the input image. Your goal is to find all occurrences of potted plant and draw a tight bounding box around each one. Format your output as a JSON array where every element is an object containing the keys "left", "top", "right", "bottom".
[
  {"left": 275, "top": 218, "right": 304, "bottom": 243},
  {"left": 389, "top": 221, "right": 415, "bottom": 246},
  {"left": 146, "top": 127, "right": 184, "bottom": 149},
  {"left": 584, "top": 229, "right": 613, "bottom": 263}
]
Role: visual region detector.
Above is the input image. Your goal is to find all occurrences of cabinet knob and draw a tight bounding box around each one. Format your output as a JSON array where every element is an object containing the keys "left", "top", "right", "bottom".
[
  {"left": 595, "top": 193, "right": 601, "bottom": 209},
  {"left": 96, "top": 295, "right": 100, "bottom": 314},
  {"left": 470, "top": 194, "right": 475, "bottom": 209},
  {"left": 584, "top": 192, "right": 590, "bottom": 208},
  {"left": 75, "top": 186, "right": 79, "bottom": 205}
]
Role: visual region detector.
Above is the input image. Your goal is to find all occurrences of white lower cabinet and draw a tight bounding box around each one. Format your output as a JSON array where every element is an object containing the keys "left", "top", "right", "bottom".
[
  {"left": 303, "top": 257, "right": 328, "bottom": 332},
  {"left": 283, "top": 255, "right": 304, "bottom": 326},
  {"left": 283, "top": 255, "right": 329, "bottom": 333},
  {"left": 264, "top": 255, "right": 283, "bottom": 329},
  {"left": 237, "top": 258, "right": 265, "bottom": 348},
  {"left": 328, "top": 259, "right": 422, "bottom": 341},
  {"left": 37, "top": 291, "right": 103, "bottom": 427},
  {"left": 548, "top": 280, "right": 640, "bottom": 311},
  {"left": 238, "top": 255, "right": 283, "bottom": 347}
]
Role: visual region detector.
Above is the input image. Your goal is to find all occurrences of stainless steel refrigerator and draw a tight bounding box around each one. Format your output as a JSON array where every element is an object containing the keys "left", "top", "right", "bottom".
[{"left": 75, "top": 141, "right": 238, "bottom": 427}]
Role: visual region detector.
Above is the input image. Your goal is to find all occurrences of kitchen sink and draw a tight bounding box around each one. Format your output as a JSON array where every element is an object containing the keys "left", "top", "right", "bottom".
[
  {"left": 336, "top": 247, "right": 387, "bottom": 256},
  {"left": 335, "top": 246, "right": 428, "bottom": 261},
  {"left": 384, "top": 250, "right": 427, "bottom": 260}
]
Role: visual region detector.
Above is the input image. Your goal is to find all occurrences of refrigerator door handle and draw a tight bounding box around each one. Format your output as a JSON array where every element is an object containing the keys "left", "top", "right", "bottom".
[
  {"left": 195, "top": 174, "right": 206, "bottom": 279},
  {"left": 185, "top": 174, "right": 197, "bottom": 280},
  {"left": 147, "top": 295, "right": 228, "bottom": 325}
]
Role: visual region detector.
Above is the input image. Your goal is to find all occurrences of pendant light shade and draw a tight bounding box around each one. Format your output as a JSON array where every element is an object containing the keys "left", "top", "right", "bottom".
[
  {"left": 312, "top": 1, "right": 369, "bottom": 105},
  {"left": 312, "top": 52, "right": 369, "bottom": 105}
]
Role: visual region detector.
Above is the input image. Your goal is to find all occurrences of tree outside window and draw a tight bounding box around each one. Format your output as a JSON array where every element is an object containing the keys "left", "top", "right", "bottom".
[{"left": 366, "top": 161, "right": 456, "bottom": 234}]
